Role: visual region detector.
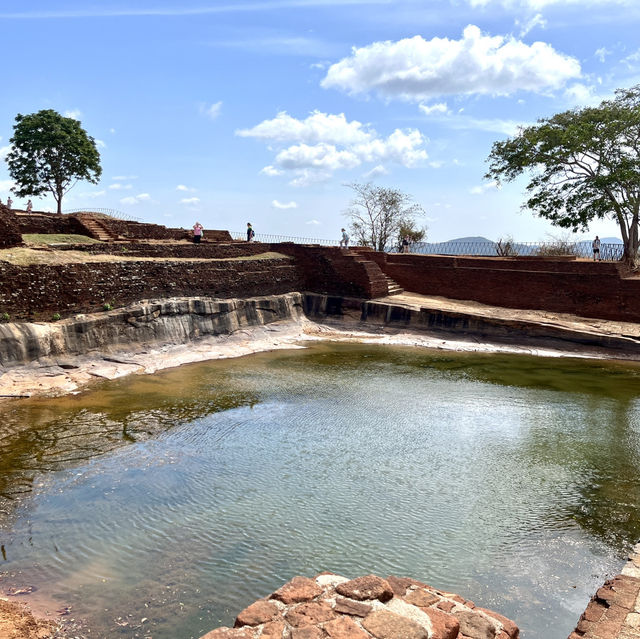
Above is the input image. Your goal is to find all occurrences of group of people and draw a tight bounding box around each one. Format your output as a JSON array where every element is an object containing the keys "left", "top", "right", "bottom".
[
  {"left": 0, "top": 197, "right": 32, "bottom": 212},
  {"left": 192, "top": 221, "right": 255, "bottom": 244}
]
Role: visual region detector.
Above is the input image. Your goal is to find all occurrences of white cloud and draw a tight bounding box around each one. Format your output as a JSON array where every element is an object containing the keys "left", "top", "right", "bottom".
[
  {"left": 272, "top": 200, "right": 298, "bottom": 209},
  {"left": 0, "top": 179, "right": 16, "bottom": 191},
  {"left": 237, "top": 110, "right": 373, "bottom": 146},
  {"left": 468, "top": 0, "right": 633, "bottom": 7},
  {"left": 470, "top": 180, "right": 499, "bottom": 195},
  {"left": 120, "top": 193, "right": 151, "bottom": 205},
  {"left": 419, "top": 102, "right": 450, "bottom": 116},
  {"left": 595, "top": 47, "right": 611, "bottom": 63},
  {"left": 321, "top": 25, "right": 581, "bottom": 101},
  {"left": 200, "top": 101, "right": 222, "bottom": 120},
  {"left": 0, "top": 144, "right": 10, "bottom": 160},
  {"left": 109, "top": 127, "right": 116, "bottom": 134},
  {"left": 306, "top": 219, "right": 321, "bottom": 225},
  {"left": 64, "top": 109, "right": 82, "bottom": 120},
  {"left": 84, "top": 190, "right": 106, "bottom": 199},
  {"left": 260, "top": 165, "right": 284, "bottom": 177},
  {"left": 515, "top": 13, "right": 546, "bottom": 37},
  {"left": 109, "top": 183, "right": 133, "bottom": 190},
  {"left": 363, "top": 164, "right": 389, "bottom": 178},
  {"left": 564, "top": 83, "right": 600, "bottom": 105},
  {"left": 180, "top": 197, "right": 201, "bottom": 205},
  {"left": 240, "top": 110, "right": 428, "bottom": 185},
  {"left": 96, "top": 139, "right": 107, "bottom": 148},
  {"left": 176, "top": 184, "right": 196, "bottom": 192},
  {"left": 112, "top": 175, "right": 138, "bottom": 180}
]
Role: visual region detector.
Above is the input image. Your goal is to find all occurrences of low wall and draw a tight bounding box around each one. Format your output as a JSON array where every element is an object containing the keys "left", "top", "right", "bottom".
[
  {"left": 381, "top": 253, "right": 640, "bottom": 323},
  {"left": 0, "top": 257, "right": 303, "bottom": 319}
]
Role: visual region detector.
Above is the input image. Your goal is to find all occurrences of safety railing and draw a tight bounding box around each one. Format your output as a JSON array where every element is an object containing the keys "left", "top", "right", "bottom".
[
  {"left": 64, "top": 208, "right": 143, "bottom": 223},
  {"left": 400, "top": 240, "right": 624, "bottom": 261},
  {"left": 230, "top": 231, "right": 337, "bottom": 246}
]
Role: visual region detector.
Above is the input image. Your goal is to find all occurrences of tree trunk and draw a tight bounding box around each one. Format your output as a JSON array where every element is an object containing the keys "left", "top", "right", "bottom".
[{"left": 623, "top": 220, "right": 639, "bottom": 268}]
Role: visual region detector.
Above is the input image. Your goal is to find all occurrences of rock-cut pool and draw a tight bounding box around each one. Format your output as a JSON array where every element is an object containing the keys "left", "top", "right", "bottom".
[{"left": 1, "top": 342, "right": 640, "bottom": 639}]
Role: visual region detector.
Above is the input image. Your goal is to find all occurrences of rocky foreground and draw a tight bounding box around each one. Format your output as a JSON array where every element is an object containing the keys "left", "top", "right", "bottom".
[{"left": 201, "top": 574, "right": 518, "bottom": 639}]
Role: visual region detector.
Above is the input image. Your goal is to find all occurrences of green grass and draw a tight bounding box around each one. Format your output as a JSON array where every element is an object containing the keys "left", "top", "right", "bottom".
[{"left": 23, "top": 233, "right": 101, "bottom": 245}]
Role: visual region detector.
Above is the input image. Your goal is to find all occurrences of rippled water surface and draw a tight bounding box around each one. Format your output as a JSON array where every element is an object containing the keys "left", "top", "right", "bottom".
[{"left": 2, "top": 343, "right": 640, "bottom": 638}]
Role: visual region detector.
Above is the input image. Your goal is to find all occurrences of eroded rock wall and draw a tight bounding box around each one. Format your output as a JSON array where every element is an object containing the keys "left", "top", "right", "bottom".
[{"left": 0, "top": 294, "right": 304, "bottom": 367}]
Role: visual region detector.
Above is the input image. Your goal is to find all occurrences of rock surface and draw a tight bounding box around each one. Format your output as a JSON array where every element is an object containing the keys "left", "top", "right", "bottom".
[{"left": 200, "top": 574, "right": 519, "bottom": 639}]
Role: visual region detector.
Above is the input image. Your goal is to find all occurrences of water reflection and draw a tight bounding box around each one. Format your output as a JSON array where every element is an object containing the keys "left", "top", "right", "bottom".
[{"left": 1, "top": 343, "right": 640, "bottom": 639}]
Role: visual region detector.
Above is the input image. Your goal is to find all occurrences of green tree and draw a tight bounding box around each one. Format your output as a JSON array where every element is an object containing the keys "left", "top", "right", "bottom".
[
  {"left": 397, "top": 219, "right": 427, "bottom": 249},
  {"left": 485, "top": 85, "right": 640, "bottom": 267},
  {"left": 344, "top": 182, "right": 424, "bottom": 251},
  {"left": 6, "top": 109, "right": 102, "bottom": 214}
]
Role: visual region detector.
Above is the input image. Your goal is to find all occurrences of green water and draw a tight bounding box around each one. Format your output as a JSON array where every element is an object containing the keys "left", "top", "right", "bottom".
[{"left": 1, "top": 343, "right": 640, "bottom": 638}]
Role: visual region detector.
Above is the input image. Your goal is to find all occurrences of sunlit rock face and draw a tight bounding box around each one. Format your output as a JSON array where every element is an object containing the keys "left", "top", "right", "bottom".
[{"left": 200, "top": 573, "right": 519, "bottom": 639}]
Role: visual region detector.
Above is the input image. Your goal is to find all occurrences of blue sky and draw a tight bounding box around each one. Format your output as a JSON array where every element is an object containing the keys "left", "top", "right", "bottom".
[{"left": 1, "top": 0, "right": 639, "bottom": 242}]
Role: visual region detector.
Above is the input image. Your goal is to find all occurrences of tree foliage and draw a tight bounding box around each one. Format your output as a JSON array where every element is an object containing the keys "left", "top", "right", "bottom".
[
  {"left": 344, "top": 182, "right": 425, "bottom": 251},
  {"left": 486, "top": 86, "right": 640, "bottom": 266},
  {"left": 6, "top": 109, "right": 102, "bottom": 214}
]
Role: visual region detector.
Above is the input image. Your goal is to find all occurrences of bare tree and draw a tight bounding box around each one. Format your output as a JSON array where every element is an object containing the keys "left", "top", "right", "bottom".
[{"left": 344, "top": 182, "right": 424, "bottom": 251}]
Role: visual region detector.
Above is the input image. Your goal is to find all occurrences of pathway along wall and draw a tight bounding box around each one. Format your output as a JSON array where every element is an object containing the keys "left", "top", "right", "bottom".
[{"left": 377, "top": 253, "right": 640, "bottom": 323}]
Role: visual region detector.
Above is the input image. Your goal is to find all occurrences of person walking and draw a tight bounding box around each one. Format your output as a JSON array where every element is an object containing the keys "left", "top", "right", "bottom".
[
  {"left": 246, "top": 223, "right": 255, "bottom": 242},
  {"left": 192, "top": 221, "right": 204, "bottom": 244},
  {"left": 6, "top": 197, "right": 12, "bottom": 210},
  {"left": 339, "top": 228, "right": 349, "bottom": 248},
  {"left": 592, "top": 235, "right": 601, "bottom": 261},
  {"left": 26, "top": 199, "right": 33, "bottom": 213}
]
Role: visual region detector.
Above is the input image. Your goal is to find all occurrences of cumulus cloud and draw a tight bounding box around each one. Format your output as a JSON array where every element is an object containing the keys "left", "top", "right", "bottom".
[
  {"left": 109, "top": 183, "right": 133, "bottom": 190},
  {"left": 0, "top": 179, "right": 16, "bottom": 191},
  {"left": 120, "top": 193, "right": 151, "bottom": 205},
  {"left": 180, "top": 197, "right": 201, "bottom": 205},
  {"left": 239, "top": 110, "right": 428, "bottom": 185},
  {"left": 272, "top": 200, "right": 298, "bottom": 209},
  {"left": 321, "top": 25, "right": 581, "bottom": 101},
  {"left": 96, "top": 139, "right": 107, "bottom": 148}
]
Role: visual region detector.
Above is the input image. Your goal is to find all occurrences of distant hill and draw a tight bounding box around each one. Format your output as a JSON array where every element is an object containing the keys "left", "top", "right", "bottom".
[{"left": 445, "top": 236, "right": 494, "bottom": 243}]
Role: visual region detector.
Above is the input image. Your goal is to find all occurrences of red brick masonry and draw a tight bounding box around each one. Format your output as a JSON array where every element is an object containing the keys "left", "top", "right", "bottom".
[
  {"left": 569, "top": 543, "right": 640, "bottom": 638},
  {"left": 200, "top": 574, "right": 519, "bottom": 639}
]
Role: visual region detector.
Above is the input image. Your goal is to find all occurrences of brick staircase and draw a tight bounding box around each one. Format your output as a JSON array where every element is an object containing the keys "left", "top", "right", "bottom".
[
  {"left": 73, "top": 213, "right": 120, "bottom": 241},
  {"left": 340, "top": 248, "right": 403, "bottom": 297}
]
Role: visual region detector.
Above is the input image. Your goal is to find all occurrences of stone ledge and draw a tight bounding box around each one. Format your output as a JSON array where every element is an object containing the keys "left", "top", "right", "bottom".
[{"left": 200, "top": 573, "right": 519, "bottom": 639}]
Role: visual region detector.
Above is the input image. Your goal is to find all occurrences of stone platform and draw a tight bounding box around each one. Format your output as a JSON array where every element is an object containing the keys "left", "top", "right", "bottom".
[
  {"left": 200, "top": 574, "right": 519, "bottom": 639},
  {"left": 569, "top": 544, "right": 640, "bottom": 638}
]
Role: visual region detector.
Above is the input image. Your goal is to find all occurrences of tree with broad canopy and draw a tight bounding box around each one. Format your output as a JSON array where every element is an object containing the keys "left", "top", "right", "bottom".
[
  {"left": 485, "top": 85, "right": 640, "bottom": 267},
  {"left": 344, "top": 182, "right": 425, "bottom": 252},
  {"left": 6, "top": 109, "right": 102, "bottom": 214}
]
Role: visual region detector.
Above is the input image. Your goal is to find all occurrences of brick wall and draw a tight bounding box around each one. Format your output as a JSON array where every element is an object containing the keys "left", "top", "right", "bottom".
[
  {"left": 0, "top": 258, "right": 304, "bottom": 319},
  {"left": 381, "top": 253, "right": 640, "bottom": 322},
  {"left": 272, "top": 243, "right": 388, "bottom": 298},
  {"left": 0, "top": 205, "right": 22, "bottom": 248}
]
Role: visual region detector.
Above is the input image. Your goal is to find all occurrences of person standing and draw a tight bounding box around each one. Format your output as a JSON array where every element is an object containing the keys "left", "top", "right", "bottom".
[
  {"left": 592, "top": 235, "right": 601, "bottom": 261},
  {"left": 246, "top": 223, "right": 255, "bottom": 242},
  {"left": 339, "top": 228, "right": 349, "bottom": 248},
  {"left": 402, "top": 235, "right": 410, "bottom": 253},
  {"left": 192, "top": 221, "right": 204, "bottom": 244},
  {"left": 26, "top": 199, "right": 33, "bottom": 213},
  {"left": 6, "top": 197, "right": 12, "bottom": 210}
]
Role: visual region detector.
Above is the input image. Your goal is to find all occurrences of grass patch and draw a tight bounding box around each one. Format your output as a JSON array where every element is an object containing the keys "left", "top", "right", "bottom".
[
  {"left": 23, "top": 233, "right": 102, "bottom": 245},
  {"left": 0, "top": 248, "right": 292, "bottom": 266}
]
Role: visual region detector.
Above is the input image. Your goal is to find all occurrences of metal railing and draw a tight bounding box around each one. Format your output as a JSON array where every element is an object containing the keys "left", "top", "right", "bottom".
[
  {"left": 401, "top": 240, "right": 624, "bottom": 261},
  {"left": 64, "top": 208, "right": 143, "bottom": 223},
  {"left": 230, "top": 231, "right": 337, "bottom": 246}
]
